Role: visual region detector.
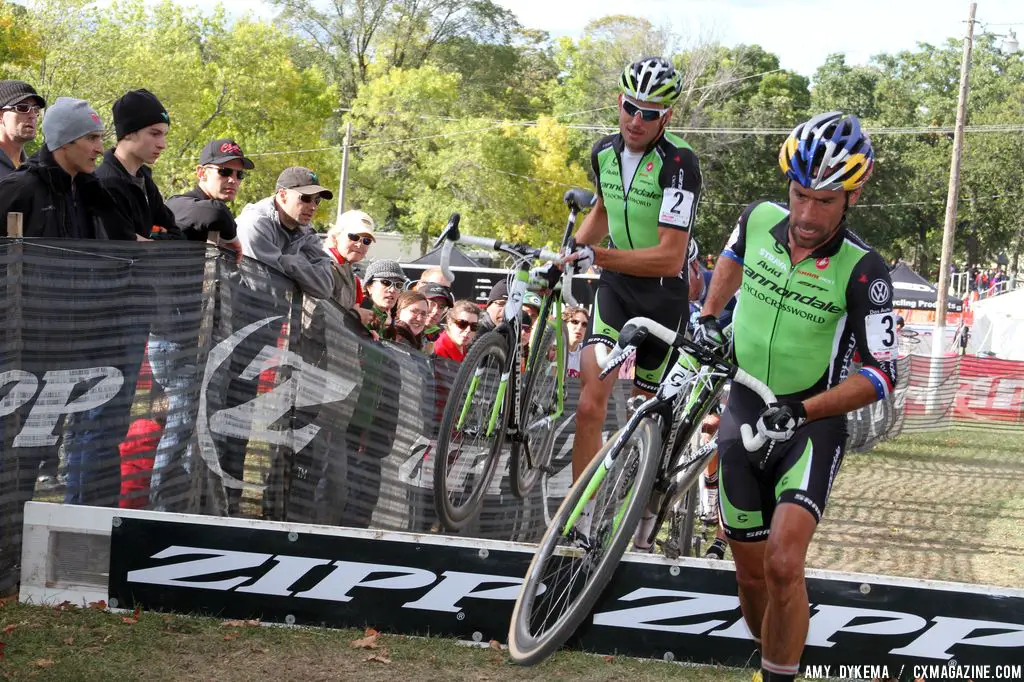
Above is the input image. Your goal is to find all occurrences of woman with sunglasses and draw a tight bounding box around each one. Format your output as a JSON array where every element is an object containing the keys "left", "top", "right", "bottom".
[
  {"left": 361, "top": 259, "right": 408, "bottom": 339},
  {"left": 434, "top": 300, "right": 480, "bottom": 362},
  {"left": 387, "top": 290, "right": 433, "bottom": 352},
  {"left": 324, "top": 210, "right": 376, "bottom": 320}
]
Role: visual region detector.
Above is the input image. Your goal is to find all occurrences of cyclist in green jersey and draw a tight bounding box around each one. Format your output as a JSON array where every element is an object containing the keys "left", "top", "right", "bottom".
[
  {"left": 695, "top": 112, "right": 898, "bottom": 682},
  {"left": 563, "top": 57, "right": 703, "bottom": 498}
]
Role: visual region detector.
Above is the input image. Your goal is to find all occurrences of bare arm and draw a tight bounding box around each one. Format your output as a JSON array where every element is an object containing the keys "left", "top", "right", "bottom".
[
  {"left": 591, "top": 227, "right": 689, "bottom": 278},
  {"left": 700, "top": 256, "right": 743, "bottom": 318},
  {"left": 802, "top": 374, "right": 877, "bottom": 421}
]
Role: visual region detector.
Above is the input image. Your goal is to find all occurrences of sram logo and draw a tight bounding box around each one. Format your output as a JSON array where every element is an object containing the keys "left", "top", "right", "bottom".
[{"left": 127, "top": 545, "right": 1024, "bottom": 660}]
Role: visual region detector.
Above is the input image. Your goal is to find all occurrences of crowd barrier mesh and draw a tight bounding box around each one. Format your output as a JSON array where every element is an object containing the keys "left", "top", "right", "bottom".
[{"left": 5, "top": 239, "right": 1019, "bottom": 593}]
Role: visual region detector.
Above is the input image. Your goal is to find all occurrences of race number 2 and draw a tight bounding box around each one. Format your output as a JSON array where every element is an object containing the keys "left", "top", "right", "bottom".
[
  {"left": 865, "top": 311, "right": 897, "bottom": 360},
  {"left": 660, "top": 188, "right": 695, "bottom": 228}
]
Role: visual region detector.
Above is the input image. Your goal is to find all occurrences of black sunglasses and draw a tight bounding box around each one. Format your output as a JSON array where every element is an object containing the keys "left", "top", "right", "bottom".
[
  {"left": 208, "top": 166, "right": 246, "bottom": 181},
  {"left": 452, "top": 319, "right": 479, "bottom": 331},
  {"left": 622, "top": 99, "right": 670, "bottom": 122},
  {"left": 347, "top": 233, "right": 373, "bottom": 246},
  {"left": 3, "top": 103, "right": 43, "bottom": 115},
  {"left": 299, "top": 194, "right": 322, "bottom": 205}
]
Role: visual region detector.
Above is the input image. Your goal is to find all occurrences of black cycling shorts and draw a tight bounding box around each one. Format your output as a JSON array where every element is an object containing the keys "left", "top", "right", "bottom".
[
  {"left": 717, "top": 383, "right": 847, "bottom": 542},
  {"left": 585, "top": 280, "right": 687, "bottom": 393}
]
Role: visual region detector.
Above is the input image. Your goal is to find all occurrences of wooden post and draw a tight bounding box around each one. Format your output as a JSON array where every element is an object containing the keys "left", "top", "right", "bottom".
[
  {"left": 336, "top": 121, "right": 352, "bottom": 223},
  {"left": 6, "top": 212, "right": 23, "bottom": 238}
]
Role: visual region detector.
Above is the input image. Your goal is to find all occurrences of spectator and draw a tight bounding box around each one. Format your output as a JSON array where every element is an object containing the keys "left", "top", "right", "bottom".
[
  {"left": 388, "top": 290, "right": 431, "bottom": 352},
  {"left": 119, "top": 413, "right": 163, "bottom": 510},
  {"left": 478, "top": 279, "right": 508, "bottom": 334},
  {"left": 95, "top": 89, "right": 180, "bottom": 240},
  {"left": 0, "top": 97, "right": 134, "bottom": 239},
  {"left": 0, "top": 80, "right": 45, "bottom": 179},
  {"left": 323, "top": 209, "right": 375, "bottom": 319},
  {"left": 165, "top": 138, "right": 252, "bottom": 262},
  {"left": 418, "top": 282, "right": 453, "bottom": 341},
  {"left": 434, "top": 300, "right": 480, "bottom": 362},
  {"left": 236, "top": 166, "right": 335, "bottom": 298},
  {"left": 362, "top": 259, "right": 407, "bottom": 338},
  {"left": 523, "top": 291, "right": 542, "bottom": 327},
  {"left": 416, "top": 266, "right": 452, "bottom": 288},
  {"left": 563, "top": 305, "right": 589, "bottom": 378}
]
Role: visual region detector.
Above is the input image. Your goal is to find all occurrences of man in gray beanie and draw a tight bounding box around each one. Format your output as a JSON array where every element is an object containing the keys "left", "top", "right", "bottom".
[{"left": 0, "top": 97, "right": 134, "bottom": 239}]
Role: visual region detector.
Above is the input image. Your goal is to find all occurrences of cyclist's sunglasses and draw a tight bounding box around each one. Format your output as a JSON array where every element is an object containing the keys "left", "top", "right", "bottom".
[
  {"left": 347, "top": 233, "right": 373, "bottom": 246},
  {"left": 452, "top": 319, "right": 479, "bottom": 331},
  {"left": 207, "top": 166, "right": 246, "bottom": 181},
  {"left": 3, "top": 103, "right": 43, "bottom": 115},
  {"left": 622, "top": 99, "right": 671, "bottom": 122}
]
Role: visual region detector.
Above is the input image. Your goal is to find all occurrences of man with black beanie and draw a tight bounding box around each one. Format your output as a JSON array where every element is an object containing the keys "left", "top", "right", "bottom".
[
  {"left": 95, "top": 88, "right": 181, "bottom": 239},
  {"left": 0, "top": 80, "right": 46, "bottom": 179}
]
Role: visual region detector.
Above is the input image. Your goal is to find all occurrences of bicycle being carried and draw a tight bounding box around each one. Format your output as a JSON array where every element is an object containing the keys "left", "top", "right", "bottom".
[
  {"left": 507, "top": 316, "right": 777, "bottom": 665},
  {"left": 431, "top": 193, "right": 592, "bottom": 532}
]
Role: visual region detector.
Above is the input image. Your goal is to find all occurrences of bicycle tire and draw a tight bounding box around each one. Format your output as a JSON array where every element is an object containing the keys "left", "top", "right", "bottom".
[
  {"left": 677, "top": 480, "right": 699, "bottom": 557},
  {"left": 510, "top": 323, "right": 565, "bottom": 499},
  {"left": 507, "top": 418, "right": 661, "bottom": 666},
  {"left": 433, "top": 330, "right": 510, "bottom": 532}
]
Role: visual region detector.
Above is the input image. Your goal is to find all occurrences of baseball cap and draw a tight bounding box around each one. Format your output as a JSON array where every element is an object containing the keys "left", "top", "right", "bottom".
[
  {"left": 276, "top": 166, "right": 333, "bottom": 199},
  {"left": 0, "top": 80, "right": 46, "bottom": 109},
  {"left": 336, "top": 209, "right": 375, "bottom": 240},
  {"left": 523, "top": 292, "right": 542, "bottom": 310},
  {"left": 420, "top": 282, "right": 454, "bottom": 307},
  {"left": 199, "top": 138, "right": 254, "bottom": 169}
]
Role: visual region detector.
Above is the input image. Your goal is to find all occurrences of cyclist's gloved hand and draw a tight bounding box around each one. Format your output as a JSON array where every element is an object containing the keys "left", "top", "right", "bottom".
[
  {"left": 755, "top": 400, "right": 807, "bottom": 443},
  {"left": 563, "top": 238, "right": 595, "bottom": 273},
  {"left": 692, "top": 314, "right": 725, "bottom": 354}
]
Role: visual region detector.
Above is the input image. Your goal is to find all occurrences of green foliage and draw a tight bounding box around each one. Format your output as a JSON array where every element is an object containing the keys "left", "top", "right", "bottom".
[{"left": 6, "top": 2, "right": 1023, "bottom": 264}]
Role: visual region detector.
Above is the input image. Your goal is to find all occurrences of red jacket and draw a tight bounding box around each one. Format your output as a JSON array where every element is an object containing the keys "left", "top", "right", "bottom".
[
  {"left": 433, "top": 331, "right": 466, "bottom": 362},
  {"left": 119, "top": 418, "right": 161, "bottom": 509}
]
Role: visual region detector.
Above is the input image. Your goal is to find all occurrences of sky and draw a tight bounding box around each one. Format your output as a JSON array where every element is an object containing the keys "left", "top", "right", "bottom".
[{"left": 176, "top": 0, "right": 1022, "bottom": 77}]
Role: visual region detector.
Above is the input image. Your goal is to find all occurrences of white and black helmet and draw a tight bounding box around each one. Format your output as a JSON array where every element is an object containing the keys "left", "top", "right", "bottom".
[{"left": 619, "top": 57, "right": 683, "bottom": 105}]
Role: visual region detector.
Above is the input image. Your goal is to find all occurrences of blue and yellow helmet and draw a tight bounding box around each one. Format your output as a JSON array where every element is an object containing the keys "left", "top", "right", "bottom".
[{"left": 779, "top": 112, "right": 874, "bottom": 191}]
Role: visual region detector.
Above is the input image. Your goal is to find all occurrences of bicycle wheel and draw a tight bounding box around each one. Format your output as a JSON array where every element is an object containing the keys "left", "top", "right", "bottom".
[
  {"left": 508, "top": 418, "right": 661, "bottom": 666},
  {"left": 433, "top": 331, "right": 510, "bottom": 531},
  {"left": 510, "top": 323, "right": 565, "bottom": 499}
]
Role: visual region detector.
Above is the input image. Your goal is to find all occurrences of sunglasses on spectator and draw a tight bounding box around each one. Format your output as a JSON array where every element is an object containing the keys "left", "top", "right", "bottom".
[
  {"left": 347, "top": 233, "right": 373, "bottom": 246},
  {"left": 568, "top": 318, "right": 587, "bottom": 327},
  {"left": 3, "top": 103, "right": 43, "bottom": 115},
  {"left": 207, "top": 166, "right": 246, "bottom": 181},
  {"left": 622, "top": 99, "right": 671, "bottom": 122},
  {"left": 452, "top": 319, "right": 479, "bottom": 331},
  {"left": 298, "top": 193, "right": 322, "bottom": 205},
  {"left": 372, "top": 278, "right": 404, "bottom": 290}
]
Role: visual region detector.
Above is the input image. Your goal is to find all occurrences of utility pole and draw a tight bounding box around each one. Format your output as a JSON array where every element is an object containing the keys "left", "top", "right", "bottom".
[
  {"left": 933, "top": 1, "right": 976, "bottom": 355},
  {"left": 336, "top": 121, "right": 352, "bottom": 223}
]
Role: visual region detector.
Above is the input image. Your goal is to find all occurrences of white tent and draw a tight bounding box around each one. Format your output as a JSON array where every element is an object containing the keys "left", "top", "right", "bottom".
[{"left": 967, "top": 288, "right": 1024, "bottom": 359}]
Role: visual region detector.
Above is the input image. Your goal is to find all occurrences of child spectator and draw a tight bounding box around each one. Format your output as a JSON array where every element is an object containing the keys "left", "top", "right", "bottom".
[{"left": 388, "top": 290, "right": 432, "bottom": 352}]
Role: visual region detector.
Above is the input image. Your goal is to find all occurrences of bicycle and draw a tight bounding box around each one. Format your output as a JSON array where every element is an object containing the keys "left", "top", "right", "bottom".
[
  {"left": 507, "top": 316, "right": 776, "bottom": 665},
  {"left": 431, "top": 190, "right": 595, "bottom": 532}
]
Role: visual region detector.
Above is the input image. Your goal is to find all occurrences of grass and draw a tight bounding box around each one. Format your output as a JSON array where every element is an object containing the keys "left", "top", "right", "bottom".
[
  {"left": 809, "top": 427, "right": 1024, "bottom": 588},
  {"left": 0, "top": 600, "right": 749, "bottom": 682}
]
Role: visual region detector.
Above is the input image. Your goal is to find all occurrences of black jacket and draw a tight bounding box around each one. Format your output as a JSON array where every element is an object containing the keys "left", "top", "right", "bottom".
[
  {"left": 94, "top": 149, "right": 182, "bottom": 239},
  {"left": 0, "top": 146, "right": 136, "bottom": 240},
  {"left": 165, "top": 186, "right": 237, "bottom": 242}
]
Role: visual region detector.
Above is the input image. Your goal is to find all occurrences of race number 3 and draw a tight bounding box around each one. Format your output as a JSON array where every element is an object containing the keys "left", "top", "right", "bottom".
[
  {"left": 865, "top": 312, "right": 897, "bottom": 360},
  {"left": 660, "top": 188, "right": 695, "bottom": 228}
]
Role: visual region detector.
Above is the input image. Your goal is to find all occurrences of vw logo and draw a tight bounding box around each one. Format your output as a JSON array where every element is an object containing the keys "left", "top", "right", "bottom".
[{"left": 869, "top": 279, "right": 891, "bottom": 306}]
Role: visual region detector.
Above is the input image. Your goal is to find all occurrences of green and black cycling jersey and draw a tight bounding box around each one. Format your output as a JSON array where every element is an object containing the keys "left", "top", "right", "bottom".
[
  {"left": 722, "top": 200, "right": 898, "bottom": 401},
  {"left": 590, "top": 131, "right": 702, "bottom": 302}
]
